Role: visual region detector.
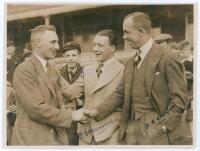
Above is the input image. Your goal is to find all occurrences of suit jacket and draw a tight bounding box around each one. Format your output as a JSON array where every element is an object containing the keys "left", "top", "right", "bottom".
[
  {"left": 11, "top": 55, "right": 72, "bottom": 145},
  {"left": 96, "top": 43, "right": 192, "bottom": 144},
  {"left": 78, "top": 57, "right": 124, "bottom": 143}
]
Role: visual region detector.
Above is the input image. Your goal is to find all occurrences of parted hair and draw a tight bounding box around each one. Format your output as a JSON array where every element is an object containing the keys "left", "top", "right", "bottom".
[
  {"left": 96, "top": 29, "right": 118, "bottom": 47},
  {"left": 125, "top": 12, "right": 151, "bottom": 34}
]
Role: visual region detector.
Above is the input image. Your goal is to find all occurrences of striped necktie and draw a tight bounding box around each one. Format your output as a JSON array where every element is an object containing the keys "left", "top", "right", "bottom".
[
  {"left": 96, "top": 62, "right": 104, "bottom": 78},
  {"left": 134, "top": 48, "right": 141, "bottom": 66}
]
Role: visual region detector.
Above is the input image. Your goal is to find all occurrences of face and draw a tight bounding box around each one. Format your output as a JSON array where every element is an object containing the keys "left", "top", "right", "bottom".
[
  {"left": 63, "top": 49, "right": 80, "bottom": 69},
  {"left": 37, "top": 30, "right": 59, "bottom": 60},
  {"left": 93, "top": 35, "right": 114, "bottom": 62},
  {"left": 7, "top": 45, "right": 15, "bottom": 56},
  {"left": 123, "top": 17, "right": 142, "bottom": 49},
  {"left": 182, "top": 44, "right": 192, "bottom": 58}
]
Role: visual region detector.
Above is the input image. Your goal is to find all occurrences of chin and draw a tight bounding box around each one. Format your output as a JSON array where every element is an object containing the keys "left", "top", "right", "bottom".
[{"left": 68, "top": 63, "right": 77, "bottom": 68}]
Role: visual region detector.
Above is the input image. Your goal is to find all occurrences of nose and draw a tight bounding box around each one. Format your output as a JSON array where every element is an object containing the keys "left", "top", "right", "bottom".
[
  {"left": 55, "top": 42, "right": 60, "bottom": 50},
  {"left": 93, "top": 45, "right": 98, "bottom": 53},
  {"left": 123, "top": 33, "right": 127, "bottom": 39}
]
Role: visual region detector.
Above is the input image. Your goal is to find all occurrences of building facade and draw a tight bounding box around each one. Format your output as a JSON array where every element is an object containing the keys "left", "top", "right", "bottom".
[{"left": 7, "top": 4, "right": 194, "bottom": 64}]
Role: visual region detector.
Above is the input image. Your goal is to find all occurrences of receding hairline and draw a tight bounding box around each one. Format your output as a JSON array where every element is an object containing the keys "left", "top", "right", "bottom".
[
  {"left": 123, "top": 12, "right": 151, "bottom": 33},
  {"left": 30, "top": 25, "right": 56, "bottom": 41}
]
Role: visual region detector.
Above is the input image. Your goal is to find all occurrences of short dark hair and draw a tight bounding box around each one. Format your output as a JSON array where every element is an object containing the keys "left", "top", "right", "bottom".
[
  {"left": 96, "top": 29, "right": 118, "bottom": 47},
  {"left": 125, "top": 12, "right": 151, "bottom": 34},
  {"left": 62, "top": 41, "right": 81, "bottom": 53}
]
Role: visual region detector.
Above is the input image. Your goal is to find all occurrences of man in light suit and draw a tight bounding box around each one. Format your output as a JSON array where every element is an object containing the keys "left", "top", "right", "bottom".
[
  {"left": 84, "top": 12, "right": 192, "bottom": 145},
  {"left": 78, "top": 29, "right": 124, "bottom": 145},
  {"left": 11, "top": 25, "right": 86, "bottom": 145}
]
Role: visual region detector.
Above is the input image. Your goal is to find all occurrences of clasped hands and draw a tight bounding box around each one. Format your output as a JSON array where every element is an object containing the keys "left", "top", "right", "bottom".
[{"left": 72, "top": 108, "right": 98, "bottom": 124}]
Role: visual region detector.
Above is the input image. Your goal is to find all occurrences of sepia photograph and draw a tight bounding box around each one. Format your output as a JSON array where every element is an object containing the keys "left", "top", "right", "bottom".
[{"left": 2, "top": 0, "right": 197, "bottom": 149}]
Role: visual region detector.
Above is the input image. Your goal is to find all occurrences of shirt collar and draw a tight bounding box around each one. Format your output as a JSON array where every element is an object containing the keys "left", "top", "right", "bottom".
[
  {"left": 136, "top": 38, "right": 154, "bottom": 68},
  {"left": 67, "top": 65, "right": 78, "bottom": 75},
  {"left": 139, "top": 38, "right": 154, "bottom": 59},
  {"left": 34, "top": 53, "right": 47, "bottom": 72}
]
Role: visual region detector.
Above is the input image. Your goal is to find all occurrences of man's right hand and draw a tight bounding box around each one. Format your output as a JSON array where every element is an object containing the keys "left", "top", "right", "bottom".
[{"left": 72, "top": 108, "right": 87, "bottom": 123}]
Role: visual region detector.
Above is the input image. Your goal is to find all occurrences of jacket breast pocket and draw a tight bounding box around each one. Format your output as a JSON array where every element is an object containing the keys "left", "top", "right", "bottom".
[{"left": 152, "top": 74, "right": 168, "bottom": 97}]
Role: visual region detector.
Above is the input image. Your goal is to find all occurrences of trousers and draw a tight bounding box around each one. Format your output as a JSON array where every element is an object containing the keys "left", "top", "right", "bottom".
[{"left": 125, "top": 111, "right": 169, "bottom": 145}]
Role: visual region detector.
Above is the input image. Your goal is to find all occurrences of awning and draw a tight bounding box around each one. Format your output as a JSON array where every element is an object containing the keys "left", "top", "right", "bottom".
[{"left": 7, "top": 4, "right": 107, "bottom": 21}]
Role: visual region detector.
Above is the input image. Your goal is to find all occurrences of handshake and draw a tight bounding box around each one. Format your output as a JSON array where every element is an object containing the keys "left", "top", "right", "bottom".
[{"left": 72, "top": 108, "right": 99, "bottom": 123}]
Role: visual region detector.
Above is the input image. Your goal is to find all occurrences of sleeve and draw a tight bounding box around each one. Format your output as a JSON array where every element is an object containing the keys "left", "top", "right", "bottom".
[
  {"left": 160, "top": 52, "right": 189, "bottom": 132},
  {"left": 13, "top": 66, "right": 72, "bottom": 128},
  {"left": 95, "top": 74, "right": 125, "bottom": 121},
  {"left": 59, "top": 75, "right": 83, "bottom": 100}
]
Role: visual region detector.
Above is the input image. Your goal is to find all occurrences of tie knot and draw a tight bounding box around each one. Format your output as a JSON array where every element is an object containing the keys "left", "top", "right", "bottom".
[
  {"left": 46, "top": 61, "right": 50, "bottom": 68},
  {"left": 96, "top": 62, "right": 104, "bottom": 78},
  {"left": 136, "top": 48, "right": 141, "bottom": 56},
  {"left": 134, "top": 49, "right": 141, "bottom": 66}
]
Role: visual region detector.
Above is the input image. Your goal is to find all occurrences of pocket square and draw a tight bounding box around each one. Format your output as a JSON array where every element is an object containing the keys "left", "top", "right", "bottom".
[{"left": 154, "top": 71, "right": 160, "bottom": 75}]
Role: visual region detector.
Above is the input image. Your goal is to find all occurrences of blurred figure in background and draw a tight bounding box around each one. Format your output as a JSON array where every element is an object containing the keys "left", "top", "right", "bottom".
[
  {"left": 7, "top": 40, "right": 21, "bottom": 84},
  {"left": 61, "top": 41, "right": 84, "bottom": 145},
  {"left": 7, "top": 40, "right": 17, "bottom": 144},
  {"left": 178, "top": 40, "right": 193, "bottom": 93},
  {"left": 154, "top": 33, "right": 173, "bottom": 47},
  {"left": 178, "top": 40, "right": 193, "bottom": 134}
]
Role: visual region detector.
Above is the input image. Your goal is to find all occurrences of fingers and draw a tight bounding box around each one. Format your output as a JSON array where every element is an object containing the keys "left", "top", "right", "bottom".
[{"left": 83, "top": 109, "right": 91, "bottom": 117}]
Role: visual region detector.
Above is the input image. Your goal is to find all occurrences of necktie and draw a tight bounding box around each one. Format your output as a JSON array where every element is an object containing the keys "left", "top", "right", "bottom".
[
  {"left": 46, "top": 61, "right": 50, "bottom": 74},
  {"left": 96, "top": 62, "right": 104, "bottom": 78},
  {"left": 134, "top": 48, "right": 141, "bottom": 66}
]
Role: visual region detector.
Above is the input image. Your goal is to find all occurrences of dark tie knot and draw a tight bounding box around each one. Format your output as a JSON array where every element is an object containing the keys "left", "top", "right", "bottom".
[
  {"left": 96, "top": 62, "right": 104, "bottom": 78},
  {"left": 134, "top": 48, "right": 141, "bottom": 66}
]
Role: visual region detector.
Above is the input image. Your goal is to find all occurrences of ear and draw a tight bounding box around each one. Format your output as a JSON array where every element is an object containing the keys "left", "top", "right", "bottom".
[
  {"left": 139, "top": 28, "right": 145, "bottom": 35},
  {"left": 110, "top": 45, "right": 116, "bottom": 52},
  {"left": 34, "top": 39, "right": 42, "bottom": 48}
]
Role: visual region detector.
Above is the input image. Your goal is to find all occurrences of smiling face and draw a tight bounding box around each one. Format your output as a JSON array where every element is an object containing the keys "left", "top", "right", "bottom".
[
  {"left": 63, "top": 49, "right": 80, "bottom": 69},
  {"left": 33, "top": 30, "right": 59, "bottom": 60},
  {"left": 93, "top": 35, "right": 114, "bottom": 62},
  {"left": 123, "top": 17, "right": 142, "bottom": 49}
]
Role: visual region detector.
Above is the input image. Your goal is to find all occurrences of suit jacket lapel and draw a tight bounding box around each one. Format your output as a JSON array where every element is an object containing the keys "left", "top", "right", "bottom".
[
  {"left": 85, "top": 66, "right": 98, "bottom": 95},
  {"left": 29, "top": 55, "right": 57, "bottom": 101},
  {"left": 124, "top": 57, "right": 135, "bottom": 98},
  {"left": 91, "top": 58, "right": 121, "bottom": 94},
  {"left": 144, "top": 43, "right": 164, "bottom": 97}
]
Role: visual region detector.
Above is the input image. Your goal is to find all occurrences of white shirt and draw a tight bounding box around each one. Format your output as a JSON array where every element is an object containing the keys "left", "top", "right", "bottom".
[
  {"left": 138, "top": 38, "right": 154, "bottom": 68},
  {"left": 34, "top": 53, "right": 48, "bottom": 72}
]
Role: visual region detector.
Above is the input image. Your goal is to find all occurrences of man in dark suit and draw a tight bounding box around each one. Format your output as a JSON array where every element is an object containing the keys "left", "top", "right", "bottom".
[
  {"left": 11, "top": 25, "right": 86, "bottom": 145},
  {"left": 84, "top": 12, "right": 192, "bottom": 145}
]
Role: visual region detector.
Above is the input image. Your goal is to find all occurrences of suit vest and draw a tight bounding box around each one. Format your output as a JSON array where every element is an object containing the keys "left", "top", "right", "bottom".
[{"left": 131, "top": 56, "right": 154, "bottom": 120}]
